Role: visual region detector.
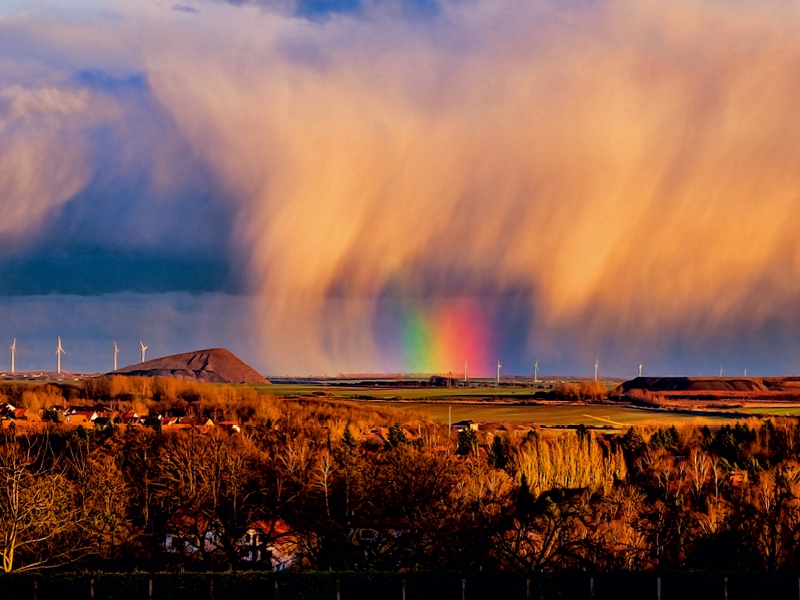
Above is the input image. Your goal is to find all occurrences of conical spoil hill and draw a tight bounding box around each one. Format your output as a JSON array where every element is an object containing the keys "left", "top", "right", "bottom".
[{"left": 113, "top": 348, "right": 268, "bottom": 384}]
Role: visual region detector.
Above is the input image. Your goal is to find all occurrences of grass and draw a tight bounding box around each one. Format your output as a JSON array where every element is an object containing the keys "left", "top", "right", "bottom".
[
  {"left": 369, "top": 402, "right": 748, "bottom": 426},
  {"left": 253, "top": 382, "right": 597, "bottom": 401},
  {"left": 730, "top": 406, "right": 800, "bottom": 417},
  {"left": 250, "top": 383, "right": 794, "bottom": 427}
]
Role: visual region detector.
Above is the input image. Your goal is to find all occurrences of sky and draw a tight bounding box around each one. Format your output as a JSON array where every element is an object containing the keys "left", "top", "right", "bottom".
[{"left": 3, "top": 0, "right": 800, "bottom": 377}]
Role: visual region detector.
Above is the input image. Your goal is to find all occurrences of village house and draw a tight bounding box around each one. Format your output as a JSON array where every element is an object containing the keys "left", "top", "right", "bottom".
[
  {"left": 65, "top": 411, "right": 97, "bottom": 426},
  {"left": 363, "top": 427, "right": 389, "bottom": 442},
  {"left": 238, "top": 519, "right": 297, "bottom": 570},
  {"left": 164, "top": 512, "right": 298, "bottom": 570},
  {"left": 121, "top": 411, "right": 140, "bottom": 425},
  {"left": 361, "top": 427, "right": 389, "bottom": 448},
  {"left": 164, "top": 511, "right": 221, "bottom": 557},
  {"left": 451, "top": 420, "right": 479, "bottom": 433},
  {"left": 0, "top": 406, "right": 41, "bottom": 422}
]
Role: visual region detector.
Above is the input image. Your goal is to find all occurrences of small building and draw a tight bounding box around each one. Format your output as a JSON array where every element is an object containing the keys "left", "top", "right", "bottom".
[
  {"left": 65, "top": 414, "right": 94, "bottom": 426},
  {"left": 239, "top": 519, "right": 297, "bottom": 570},
  {"left": 69, "top": 410, "right": 99, "bottom": 422},
  {"left": 121, "top": 411, "right": 140, "bottom": 425},
  {"left": 12, "top": 407, "right": 40, "bottom": 421},
  {"left": 363, "top": 427, "right": 389, "bottom": 441},
  {"left": 451, "top": 420, "right": 479, "bottom": 433},
  {"left": 164, "top": 510, "right": 221, "bottom": 556}
]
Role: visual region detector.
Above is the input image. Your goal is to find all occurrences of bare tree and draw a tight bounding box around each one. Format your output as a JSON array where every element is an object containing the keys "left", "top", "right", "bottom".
[{"left": 0, "top": 433, "right": 88, "bottom": 572}]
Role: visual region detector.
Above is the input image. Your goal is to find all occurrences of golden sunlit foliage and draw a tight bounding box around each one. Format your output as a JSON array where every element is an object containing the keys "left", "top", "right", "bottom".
[
  {"left": 4, "top": 378, "right": 800, "bottom": 575},
  {"left": 515, "top": 431, "right": 626, "bottom": 497}
]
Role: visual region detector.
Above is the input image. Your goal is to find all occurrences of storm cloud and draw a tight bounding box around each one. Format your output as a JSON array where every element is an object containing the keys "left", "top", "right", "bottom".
[{"left": 3, "top": 0, "right": 800, "bottom": 376}]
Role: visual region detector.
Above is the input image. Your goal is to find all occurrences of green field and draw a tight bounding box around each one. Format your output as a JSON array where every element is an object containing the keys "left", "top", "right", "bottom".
[
  {"left": 731, "top": 406, "right": 800, "bottom": 417},
  {"left": 370, "top": 402, "right": 749, "bottom": 426},
  {"left": 251, "top": 383, "right": 795, "bottom": 427},
  {"left": 253, "top": 381, "right": 613, "bottom": 401}
]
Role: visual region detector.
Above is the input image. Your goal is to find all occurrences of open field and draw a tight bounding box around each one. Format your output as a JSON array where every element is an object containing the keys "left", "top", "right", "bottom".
[
  {"left": 730, "top": 405, "right": 800, "bottom": 417},
  {"left": 252, "top": 381, "right": 612, "bottom": 400},
  {"left": 370, "top": 402, "right": 750, "bottom": 426},
  {"left": 251, "top": 383, "right": 800, "bottom": 426}
]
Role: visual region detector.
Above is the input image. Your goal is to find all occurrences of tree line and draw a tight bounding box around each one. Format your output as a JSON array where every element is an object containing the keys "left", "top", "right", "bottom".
[{"left": 3, "top": 379, "right": 800, "bottom": 574}]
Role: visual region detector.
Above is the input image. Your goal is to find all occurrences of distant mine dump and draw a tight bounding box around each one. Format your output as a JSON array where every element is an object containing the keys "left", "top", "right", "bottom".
[
  {"left": 617, "top": 376, "right": 800, "bottom": 398},
  {"left": 113, "top": 348, "right": 268, "bottom": 384}
]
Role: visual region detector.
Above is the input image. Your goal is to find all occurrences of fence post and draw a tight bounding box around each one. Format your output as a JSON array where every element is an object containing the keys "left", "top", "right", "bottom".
[
  {"left": 724, "top": 576, "right": 728, "bottom": 600},
  {"left": 33, "top": 579, "right": 38, "bottom": 600},
  {"left": 90, "top": 578, "right": 95, "bottom": 599},
  {"left": 526, "top": 576, "right": 531, "bottom": 600},
  {"left": 462, "top": 578, "right": 466, "bottom": 600},
  {"left": 402, "top": 579, "right": 406, "bottom": 600},
  {"left": 149, "top": 578, "right": 153, "bottom": 600},
  {"left": 210, "top": 577, "right": 214, "bottom": 600},
  {"left": 657, "top": 576, "right": 661, "bottom": 600},
  {"left": 274, "top": 577, "right": 279, "bottom": 600},
  {"left": 589, "top": 576, "right": 594, "bottom": 599},
  {"left": 336, "top": 579, "right": 341, "bottom": 600}
]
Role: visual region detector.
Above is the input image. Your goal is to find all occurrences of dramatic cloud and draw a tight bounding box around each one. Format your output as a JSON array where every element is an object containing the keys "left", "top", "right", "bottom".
[
  {"left": 0, "top": 84, "right": 94, "bottom": 244},
  {"left": 4, "top": 0, "right": 800, "bottom": 375},
  {"left": 142, "top": 0, "right": 800, "bottom": 374}
]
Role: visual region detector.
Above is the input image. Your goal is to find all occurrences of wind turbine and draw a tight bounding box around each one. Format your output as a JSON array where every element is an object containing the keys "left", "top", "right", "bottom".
[
  {"left": 113, "top": 340, "right": 119, "bottom": 371},
  {"left": 139, "top": 340, "right": 148, "bottom": 364},
  {"left": 534, "top": 360, "right": 539, "bottom": 383},
  {"left": 10, "top": 338, "right": 15, "bottom": 375},
  {"left": 496, "top": 360, "right": 502, "bottom": 387},
  {"left": 464, "top": 360, "right": 468, "bottom": 384},
  {"left": 744, "top": 368, "right": 747, "bottom": 377},
  {"left": 56, "top": 337, "right": 65, "bottom": 375},
  {"left": 638, "top": 363, "right": 643, "bottom": 378},
  {"left": 720, "top": 367, "right": 723, "bottom": 378},
  {"left": 594, "top": 359, "right": 599, "bottom": 382}
]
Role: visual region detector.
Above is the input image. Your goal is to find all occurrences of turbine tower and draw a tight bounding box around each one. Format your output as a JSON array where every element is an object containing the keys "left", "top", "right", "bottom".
[
  {"left": 139, "top": 340, "right": 148, "bottom": 364},
  {"left": 638, "top": 363, "right": 643, "bottom": 378},
  {"left": 720, "top": 367, "right": 723, "bottom": 378},
  {"left": 594, "top": 359, "right": 599, "bottom": 382},
  {"left": 10, "top": 338, "right": 16, "bottom": 375},
  {"left": 496, "top": 360, "right": 502, "bottom": 387},
  {"left": 534, "top": 359, "right": 539, "bottom": 383},
  {"left": 113, "top": 340, "right": 119, "bottom": 371},
  {"left": 464, "top": 360, "right": 468, "bottom": 384},
  {"left": 744, "top": 368, "right": 747, "bottom": 377},
  {"left": 56, "top": 337, "right": 65, "bottom": 375}
]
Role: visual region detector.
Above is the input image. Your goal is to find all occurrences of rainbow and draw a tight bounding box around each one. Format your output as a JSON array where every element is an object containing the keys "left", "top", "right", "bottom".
[{"left": 384, "top": 299, "right": 494, "bottom": 376}]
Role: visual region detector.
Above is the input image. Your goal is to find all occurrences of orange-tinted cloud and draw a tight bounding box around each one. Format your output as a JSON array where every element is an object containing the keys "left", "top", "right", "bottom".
[
  {"left": 4, "top": 0, "right": 800, "bottom": 374},
  {"left": 140, "top": 1, "right": 800, "bottom": 373},
  {"left": 0, "top": 85, "right": 93, "bottom": 245}
]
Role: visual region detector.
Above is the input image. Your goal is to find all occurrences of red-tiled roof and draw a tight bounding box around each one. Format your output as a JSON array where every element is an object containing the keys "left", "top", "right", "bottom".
[{"left": 248, "top": 519, "right": 291, "bottom": 537}]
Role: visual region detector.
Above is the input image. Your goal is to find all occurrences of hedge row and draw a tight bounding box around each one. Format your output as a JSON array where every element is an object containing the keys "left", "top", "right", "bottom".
[{"left": 1, "top": 571, "right": 800, "bottom": 600}]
